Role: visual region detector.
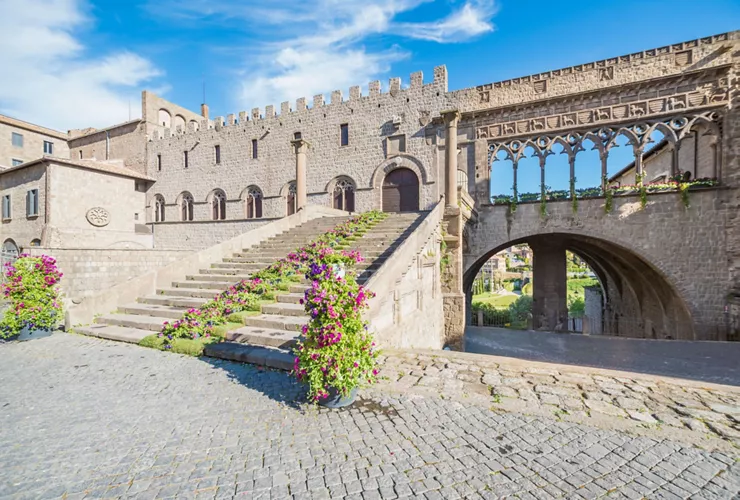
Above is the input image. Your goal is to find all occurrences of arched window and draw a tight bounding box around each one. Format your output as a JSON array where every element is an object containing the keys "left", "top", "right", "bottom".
[
  {"left": 153, "top": 194, "right": 165, "bottom": 222},
  {"left": 158, "top": 109, "right": 172, "bottom": 128},
  {"left": 333, "top": 178, "right": 355, "bottom": 212},
  {"left": 189, "top": 120, "right": 199, "bottom": 131},
  {"left": 174, "top": 115, "right": 186, "bottom": 131},
  {"left": 30, "top": 239, "right": 41, "bottom": 247},
  {"left": 245, "top": 187, "right": 263, "bottom": 219},
  {"left": 179, "top": 192, "right": 194, "bottom": 221},
  {"left": 211, "top": 190, "right": 226, "bottom": 220},
  {"left": 286, "top": 183, "right": 297, "bottom": 216},
  {"left": 2, "top": 239, "right": 19, "bottom": 257}
]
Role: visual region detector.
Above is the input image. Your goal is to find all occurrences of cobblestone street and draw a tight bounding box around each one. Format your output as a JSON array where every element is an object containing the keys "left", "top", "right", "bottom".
[{"left": 1, "top": 334, "right": 738, "bottom": 499}]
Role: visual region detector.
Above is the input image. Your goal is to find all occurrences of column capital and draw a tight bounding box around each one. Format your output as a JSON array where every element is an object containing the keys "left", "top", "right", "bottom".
[
  {"left": 291, "top": 138, "right": 311, "bottom": 154},
  {"left": 441, "top": 109, "right": 461, "bottom": 126}
]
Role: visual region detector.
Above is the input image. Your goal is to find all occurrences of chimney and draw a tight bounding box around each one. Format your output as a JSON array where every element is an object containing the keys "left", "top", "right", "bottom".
[{"left": 201, "top": 103, "right": 209, "bottom": 119}]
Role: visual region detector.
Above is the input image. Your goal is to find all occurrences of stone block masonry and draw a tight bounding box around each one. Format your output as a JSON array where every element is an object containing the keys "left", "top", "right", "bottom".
[
  {"left": 150, "top": 219, "right": 272, "bottom": 250},
  {"left": 29, "top": 248, "right": 188, "bottom": 301}
]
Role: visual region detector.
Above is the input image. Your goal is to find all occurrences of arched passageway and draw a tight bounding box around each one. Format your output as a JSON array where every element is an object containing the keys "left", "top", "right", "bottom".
[
  {"left": 464, "top": 233, "right": 694, "bottom": 340},
  {"left": 382, "top": 168, "right": 419, "bottom": 212}
]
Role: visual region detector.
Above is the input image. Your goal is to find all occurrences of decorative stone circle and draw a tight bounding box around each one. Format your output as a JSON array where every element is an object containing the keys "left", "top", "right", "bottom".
[{"left": 86, "top": 207, "right": 110, "bottom": 227}]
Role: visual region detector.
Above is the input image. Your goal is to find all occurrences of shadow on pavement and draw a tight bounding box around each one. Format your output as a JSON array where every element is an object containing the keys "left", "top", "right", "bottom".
[{"left": 465, "top": 326, "right": 740, "bottom": 386}]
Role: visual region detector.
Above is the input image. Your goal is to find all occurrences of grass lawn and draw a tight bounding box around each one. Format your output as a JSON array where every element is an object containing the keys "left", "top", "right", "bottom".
[{"left": 472, "top": 292, "right": 519, "bottom": 309}]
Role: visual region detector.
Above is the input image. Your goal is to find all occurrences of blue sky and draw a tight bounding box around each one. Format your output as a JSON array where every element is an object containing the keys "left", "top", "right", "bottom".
[{"left": 0, "top": 0, "right": 738, "bottom": 187}]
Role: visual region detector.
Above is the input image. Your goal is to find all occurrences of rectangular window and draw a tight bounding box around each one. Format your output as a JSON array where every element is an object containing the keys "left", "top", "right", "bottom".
[
  {"left": 26, "top": 189, "right": 38, "bottom": 217},
  {"left": 157, "top": 154, "right": 162, "bottom": 171},
  {"left": 11, "top": 159, "right": 23, "bottom": 167},
  {"left": 215, "top": 145, "right": 221, "bottom": 164},
  {"left": 11, "top": 132, "right": 23, "bottom": 148},
  {"left": 252, "top": 139, "right": 258, "bottom": 159},
  {"left": 43, "top": 141, "right": 53, "bottom": 155},
  {"left": 293, "top": 132, "right": 302, "bottom": 140},
  {"left": 340, "top": 124, "right": 349, "bottom": 146},
  {"left": 184, "top": 150, "right": 189, "bottom": 168},
  {"left": 2, "top": 195, "right": 10, "bottom": 219},
  {"left": 78, "top": 150, "right": 83, "bottom": 159}
]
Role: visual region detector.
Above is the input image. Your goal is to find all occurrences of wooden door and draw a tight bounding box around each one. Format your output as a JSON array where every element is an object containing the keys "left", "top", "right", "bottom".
[{"left": 382, "top": 168, "right": 419, "bottom": 212}]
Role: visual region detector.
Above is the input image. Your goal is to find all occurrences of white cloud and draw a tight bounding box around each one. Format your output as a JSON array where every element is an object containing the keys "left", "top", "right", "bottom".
[
  {"left": 0, "top": 0, "right": 162, "bottom": 131},
  {"left": 156, "top": 0, "right": 497, "bottom": 110}
]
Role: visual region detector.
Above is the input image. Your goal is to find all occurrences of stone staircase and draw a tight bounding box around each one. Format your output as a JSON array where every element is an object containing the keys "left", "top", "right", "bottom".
[
  {"left": 74, "top": 216, "right": 349, "bottom": 344},
  {"left": 206, "top": 211, "right": 425, "bottom": 369}
]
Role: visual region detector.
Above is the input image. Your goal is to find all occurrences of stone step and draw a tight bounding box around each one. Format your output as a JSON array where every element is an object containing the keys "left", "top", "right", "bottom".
[
  {"left": 244, "top": 314, "right": 307, "bottom": 332},
  {"left": 198, "top": 268, "right": 253, "bottom": 276},
  {"left": 204, "top": 342, "right": 293, "bottom": 371},
  {"left": 138, "top": 295, "right": 209, "bottom": 308},
  {"left": 119, "top": 303, "right": 187, "bottom": 319},
  {"left": 211, "top": 262, "right": 265, "bottom": 270},
  {"left": 96, "top": 313, "right": 169, "bottom": 332},
  {"left": 172, "top": 280, "right": 234, "bottom": 290},
  {"left": 289, "top": 284, "right": 310, "bottom": 294},
  {"left": 74, "top": 324, "right": 151, "bottom": 344},
  {"left": 225, "top": 326, "right": 300, "bottom": 349},
  {"left": 187, "top": 274, "right": 252, "bottom": 282},
  {"left": 276, "top": 293, "right": 304, "bottom": 304},
  {"left": 222, "top": 257, "right": 274, "bottom": 264},
  {"left": 156, "top": 287, "right": 220, "bottom": 299},
  {"left": 261, "top": 302, "right": 305, "bottom": 317}
]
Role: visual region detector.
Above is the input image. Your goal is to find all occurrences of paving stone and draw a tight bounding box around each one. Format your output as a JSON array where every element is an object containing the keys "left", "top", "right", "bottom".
[
  {"left": 1, "top": 335, "right": 738, "bottom": 500},
  {"left": 584, "top": 399, "right": 627, "bottom": 417},
  {"left": 626, "top": 410, "right": 658, "bottom": 424}
]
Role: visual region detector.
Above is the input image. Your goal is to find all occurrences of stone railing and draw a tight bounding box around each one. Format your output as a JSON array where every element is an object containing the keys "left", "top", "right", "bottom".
[
  {"left": 66, "top": 205, "right": 348, "bottom": 328},
  {"left": 365, "top": 200, "right": 446, "bottom": 349}
]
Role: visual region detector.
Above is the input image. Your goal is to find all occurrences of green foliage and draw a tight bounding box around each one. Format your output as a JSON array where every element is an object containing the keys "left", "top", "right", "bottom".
[
  {"left": 568, "top": 297, "right": 585, "bottom": 317},
  {"left": 138, "top": 334, "right": 219, "bottom": 357},
  {"left": 521, "top": 282, "right": 532, "bottom": 296},
  {"left": 0, "top": 255, "right": 64, "bottom": 337},
  {"left": 293, "top": 262, "right": 379, "bottom": 401},
  {"left": 679, "top": 182, "right": 690, "bottom": 208},
  {"left": 471, "top": 292, "right": 518, "bottom": 309},
  {"left": 508, "top": 295, "right": 533, "bottom": 329},
  {"left": 471, "top": 302, "right": 511, "bottom": 325},
  {"left": 605, "top": 187, "right": 614, "bottom": 214}
]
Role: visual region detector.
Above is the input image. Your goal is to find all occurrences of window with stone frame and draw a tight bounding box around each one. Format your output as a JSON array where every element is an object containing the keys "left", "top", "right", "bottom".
[
  {"left": 11, "top": 132, "right": 23, "bottom": 148},
  {"left": 2, "top": 194, "right": 10, "bottom": 220},
  {"left": 245, "top": 187, "right": 263, "bottom": 219},
  {"left": 211, "top": 190, "right": 226, "bottom": 220},
  {"left": 252, "top": 139, "right": 258, "bottom": 159},
  {"left": 43, "top": 141, "right": 53, "bottom": 155},
  {"left": 340, "top": 123, "right": 349, "bottom": 146},
  {"left": 154, "top": 195, "right": 166, "bottom": 222},
  {"left": 215, "top": 145, "right": 221, "bottom": 165},
  {"left": 333, "top": 179, "right": 355, "bottom": 212},
  {"left": 180, "top": 193, "right": 194, "bottom": 221},
  {"left": 26, "top": 189, "right": 39, "bottom": 217}
]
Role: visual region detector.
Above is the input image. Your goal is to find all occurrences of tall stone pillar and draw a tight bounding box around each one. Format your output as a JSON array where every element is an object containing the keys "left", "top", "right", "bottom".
[
  {"left": 530, "top": 236, "right": 568, "bottom": 331},
  {"left": 291, "top": 138, "right": 310, "bottom": 211},
  {"left": 441, "top": 110, "right": 460, "bottom": 208}
]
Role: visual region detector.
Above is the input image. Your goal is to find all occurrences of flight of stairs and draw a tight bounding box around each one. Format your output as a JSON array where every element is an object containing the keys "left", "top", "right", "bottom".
[
  {"left": 75, "top": 216, "right": 350, "bottom": 344},
  {"left": 205, "top": 211, "right": 425, "bottom": 369}
]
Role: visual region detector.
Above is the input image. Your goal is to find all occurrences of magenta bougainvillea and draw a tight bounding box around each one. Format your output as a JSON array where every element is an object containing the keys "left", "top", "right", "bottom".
[{"left": 1, "top": 254, "right": 64, "bottom": 337}]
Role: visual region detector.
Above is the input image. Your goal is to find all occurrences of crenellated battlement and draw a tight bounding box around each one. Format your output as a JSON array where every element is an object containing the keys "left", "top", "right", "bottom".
[{"left": 148, "top": 65, "right": 448, "bottom": 142}]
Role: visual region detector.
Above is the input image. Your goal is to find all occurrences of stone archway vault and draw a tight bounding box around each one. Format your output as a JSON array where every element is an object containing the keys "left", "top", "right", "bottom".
[{"left": 464, "top": 232, "right": 695, "bottom": 340}]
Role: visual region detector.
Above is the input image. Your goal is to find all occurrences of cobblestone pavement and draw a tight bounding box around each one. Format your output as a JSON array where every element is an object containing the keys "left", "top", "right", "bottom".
[
  {"left": 0, "top": 335, "right": 738, "bottom": 500},
  {"left": 376, "top": 350, "right": 740, "bottom": 452}
]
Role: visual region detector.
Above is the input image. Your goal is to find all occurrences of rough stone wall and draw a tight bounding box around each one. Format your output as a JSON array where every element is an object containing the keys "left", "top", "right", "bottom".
[
  {"left": 145, "top": 69, "right": 449, "bottom": 222},
  {"left": 464, "top": 190, "right": 730, "bottom": 339},
  {"left": 46, "top": 163, "right": 151, "bottom": 249},
  {"left": 28, "top": 248, "right": 188, "bottom": 300},
  {"left": 151, "top": 219, "right": 272, "bottom": 250},
  {"left": 0, "top": 119, "right": 69, "bottom": 168},
  {"left": 67, "top": 121, "right": 148, "bottom": 175},
  {"left": 584, "top": 286, "right": 603, "bottom": 334},
  {"left": 0, "top": 163, "right": 47, "bottom": 249}
]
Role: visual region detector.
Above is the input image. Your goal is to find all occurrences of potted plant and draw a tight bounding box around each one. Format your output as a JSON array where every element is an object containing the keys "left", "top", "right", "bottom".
[
  {"left": 293, "top": 262, "right": 379, "bottom": 408},
  {"left": 0, "top": 254, "right": 64, "bottom": 341}
]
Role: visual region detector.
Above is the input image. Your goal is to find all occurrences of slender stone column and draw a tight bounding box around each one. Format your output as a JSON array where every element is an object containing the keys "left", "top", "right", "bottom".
[
  {"left": 600, "top": 150, "right": 608, "bottom": 192},
  {"left": 569, "top": 154, "right": 576, "bottom": 199},
  {"left": 539, "top": 155, "right": 547, "bottom": 200},
  {"left": 441, "top": 110, "right": 461, "bottom": 208},
  {"left": 512, "top": 160, "right": 519, "bottom": 201},
  {"left": 291, "top": 138, "right": 310, "bottom": 211},
  {"left": 671, "top": 141, "right": 681, "bottom": 178},
  {"left": 634, "top": 147, "right": 644, "bottom": 184},
  {"left": 530, "top": 236, "right": 568, "bottom": 331}
]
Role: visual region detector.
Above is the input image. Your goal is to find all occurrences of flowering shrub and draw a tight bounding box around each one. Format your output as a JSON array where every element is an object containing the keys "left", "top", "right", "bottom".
[
  {"left": 0, "top": 254, "right": 63, "bottom": 338},
  {"left": 156, "top": 210, "right": 386, "bottom": 349},
  {"left": 293, "top": 262, "right": 379, "bottom": 401}
]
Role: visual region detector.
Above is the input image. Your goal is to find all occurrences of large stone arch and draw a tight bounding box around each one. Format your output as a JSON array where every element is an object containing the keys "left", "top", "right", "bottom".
[
  {"left": 463, "top": 202, "right": 704, "bottom": 339},
  {"left": 370, "top": 155, "right": 429, "bottom": 210}
]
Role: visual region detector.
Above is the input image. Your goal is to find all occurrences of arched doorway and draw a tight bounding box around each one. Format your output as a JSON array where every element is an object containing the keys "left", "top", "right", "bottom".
[{"left": 382, "top": 168, "right": 419, "bottom": 212}]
